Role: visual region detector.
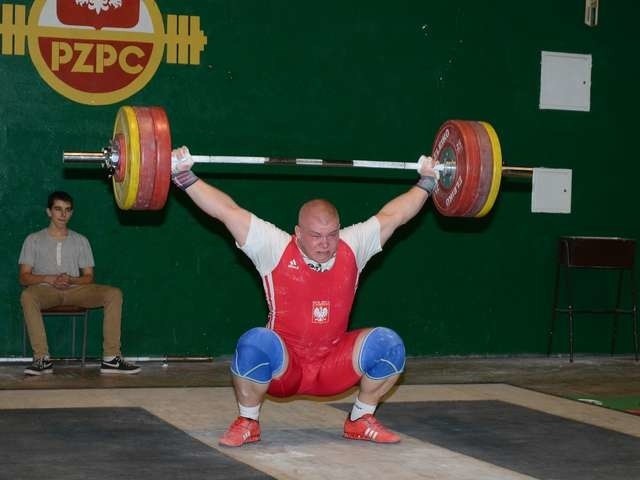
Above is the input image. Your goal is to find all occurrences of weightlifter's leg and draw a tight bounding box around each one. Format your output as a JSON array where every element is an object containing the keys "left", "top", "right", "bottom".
[
  {"left": 220, "top": 327, "right": 289, "bottom": 447},
  {"left": 344, "top": 327, "right": 406, "bottom": 443}
]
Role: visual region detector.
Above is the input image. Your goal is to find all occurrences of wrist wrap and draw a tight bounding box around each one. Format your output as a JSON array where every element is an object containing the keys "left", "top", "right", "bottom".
[
  {"left": 172, "top": 170, "right": 199, "bottom": 190},
  {"left": 416, "top": 175, "right": 436, "bottom": 194}
]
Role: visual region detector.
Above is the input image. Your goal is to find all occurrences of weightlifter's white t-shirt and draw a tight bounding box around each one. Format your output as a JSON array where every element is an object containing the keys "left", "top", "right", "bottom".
[{"left": 239, "top": 214, "right": 383, "bottom": 275}]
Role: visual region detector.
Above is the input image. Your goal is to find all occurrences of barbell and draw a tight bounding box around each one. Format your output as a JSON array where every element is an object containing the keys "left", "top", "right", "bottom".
[{"left": 63, "top": 106, "right": 535, "bottom": 216}]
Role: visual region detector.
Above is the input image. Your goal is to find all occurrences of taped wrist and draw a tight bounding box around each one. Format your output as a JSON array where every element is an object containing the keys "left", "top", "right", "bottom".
[
  {"left": 416, "top": 175, "right": 436, "bottom": 194},
  {"left": 172, "top": 170, "right": 199, "bottom": 190}
]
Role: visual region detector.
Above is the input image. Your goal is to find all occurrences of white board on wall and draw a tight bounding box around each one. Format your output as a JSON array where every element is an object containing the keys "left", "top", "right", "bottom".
[{"left": 539, "top": 51, "right": 592, "bottom": 112}]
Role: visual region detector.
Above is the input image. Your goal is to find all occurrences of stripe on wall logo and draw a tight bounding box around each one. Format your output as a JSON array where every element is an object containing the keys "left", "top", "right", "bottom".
[{"left": 0, "top": 0, "right": 207, "bottom": 105}]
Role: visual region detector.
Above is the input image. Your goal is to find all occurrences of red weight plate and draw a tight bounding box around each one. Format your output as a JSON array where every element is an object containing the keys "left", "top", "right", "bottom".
[
  {"left": 464, "top": 121, "right": 494, "bottom": 217},
  {"left": 431, "top": 121, "right": 467, "bottom": 216},
  {"left": 148, "top": 106, "right": 172, "bottom": 211},
  {"left": 450, "top": 120, "right": 482, "bottom": 217},
  {"left": 431, "top": 120, "right": 479, "bottom": 216},
  {"left": 131, "top": 107, "right": 158, "bottom": 210}
]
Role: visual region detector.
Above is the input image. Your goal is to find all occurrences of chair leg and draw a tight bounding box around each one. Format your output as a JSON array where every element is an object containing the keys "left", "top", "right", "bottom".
[
  {"left": 633, "top": 309, "right": 639, "bottom": 362},
  {"left": 631, "top": 270, "right": 639, "bottom": 362},
  {"left": 569, "top": 309, "right": 574, "bottom": 363},
  {"left": 82, "top": 311, "right": 89, "bottom": 368},
  {"left": 71, "top": 317, "right": 77, "bottom": 358},
  {"left": 565, "top": 265, "right": 575, "bottom": 362},
  {"left": 548, "top": 264, "right": 561, "bottom": 356},
  {"left": 611, "top": 270, "right": 624, "bottom": 355}
]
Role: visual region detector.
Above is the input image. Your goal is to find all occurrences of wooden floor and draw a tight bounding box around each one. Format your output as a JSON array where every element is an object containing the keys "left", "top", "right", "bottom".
[
  {"left": 1, "top": 355, "right": 639, "bottom": 479},
  {"left": 2, "top": 355, "right": 638, "bottom": 399}
]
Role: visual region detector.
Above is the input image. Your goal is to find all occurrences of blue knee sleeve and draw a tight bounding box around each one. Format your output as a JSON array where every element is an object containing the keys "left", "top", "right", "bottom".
[
  {"left": 230, "top": 327, "right": 285, "bottom": 383},
  {"left": 358, "top": 327, "right": 406, "bottom": 380}
]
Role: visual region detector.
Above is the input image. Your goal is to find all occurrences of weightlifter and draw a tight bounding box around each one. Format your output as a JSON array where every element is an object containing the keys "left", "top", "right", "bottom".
[{"left": 172, "top": 147, "right": 439, "bottom": 446}]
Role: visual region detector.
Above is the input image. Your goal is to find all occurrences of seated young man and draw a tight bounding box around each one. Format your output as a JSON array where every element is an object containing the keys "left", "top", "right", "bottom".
[{"left": 19, "top": 191, "right": 140, "bottom": 376}]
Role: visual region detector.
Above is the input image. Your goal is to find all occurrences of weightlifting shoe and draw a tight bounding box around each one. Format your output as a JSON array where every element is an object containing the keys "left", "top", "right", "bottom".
[
  {"left": 219, "top": 417, "right": 261, "bottom": 447},
  {"left": 343, "top": 414, "right": 401, "bottom": 443}
]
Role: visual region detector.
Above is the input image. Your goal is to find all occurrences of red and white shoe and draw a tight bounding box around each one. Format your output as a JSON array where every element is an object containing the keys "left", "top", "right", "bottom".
[
  {"left": 343, "top": 414, "right": 401, "bottom": 443},
  {"left": 219, "top": 417, "right": 261, "bottom": 447}
]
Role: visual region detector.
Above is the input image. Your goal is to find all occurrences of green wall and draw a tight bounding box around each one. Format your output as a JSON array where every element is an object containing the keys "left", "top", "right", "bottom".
[{"left": 2, "top": 1, "right": 638, "bottom": 358}]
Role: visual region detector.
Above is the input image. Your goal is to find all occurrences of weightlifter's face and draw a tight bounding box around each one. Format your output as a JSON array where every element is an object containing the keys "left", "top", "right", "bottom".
[{"left": 295, "top": 212, "right": 340, "bottom": 264}]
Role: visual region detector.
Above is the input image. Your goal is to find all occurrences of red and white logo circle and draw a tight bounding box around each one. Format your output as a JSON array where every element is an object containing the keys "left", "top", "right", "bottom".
[{"left": 24, "top": 0, "right": 205, "bottom": 105}]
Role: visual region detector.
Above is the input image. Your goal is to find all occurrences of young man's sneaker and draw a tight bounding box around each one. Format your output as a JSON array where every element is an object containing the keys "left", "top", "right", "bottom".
[
  {"left": 343, "top": 414, "right": 401, "bottom": 443},
  {"left": 24, "top": 358, "right": 53, "bottom": 376},
  {"left": 100, "top": 356, "right": 141, "bottom": 375},
  {"left": 219, "top": 417, "right": 261, "bottom": 447}
]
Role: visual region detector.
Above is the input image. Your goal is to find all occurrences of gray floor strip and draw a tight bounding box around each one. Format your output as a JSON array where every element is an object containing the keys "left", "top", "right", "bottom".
[
  {"left": 335, "top": 400, "right": 640, "bottom": 480},
  {"left": 0, "top": 407, "right": 273, "bottom": 480}
]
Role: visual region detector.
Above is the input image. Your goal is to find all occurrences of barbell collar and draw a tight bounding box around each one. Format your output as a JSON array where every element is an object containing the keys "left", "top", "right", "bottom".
[
  {"left": 63, "top": 144, "right": 120, "bottom": 175},
  {"left": 63, "top": 151, "right": 108, "bottom": 164}
]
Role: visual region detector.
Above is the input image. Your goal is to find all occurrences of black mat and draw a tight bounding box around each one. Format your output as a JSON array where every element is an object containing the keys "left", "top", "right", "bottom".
[
  {"left": 0, "top": 407, "right": 273, "bottom": 480},
  {"left": 335, "top": 400, "right": 640, "bottom": 480}
]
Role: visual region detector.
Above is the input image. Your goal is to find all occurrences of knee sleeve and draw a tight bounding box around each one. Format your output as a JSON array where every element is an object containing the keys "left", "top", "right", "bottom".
[
  {"left": 230, "top": 327, "right": 285, "bottom": 383},
  {"left": 358, "top": 327, "right": 406, "bottom": 380}
]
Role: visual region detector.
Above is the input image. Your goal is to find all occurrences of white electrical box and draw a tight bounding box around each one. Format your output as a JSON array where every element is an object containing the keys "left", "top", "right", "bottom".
[
  {"left": 531, "top": 168, "right": 573, "bottom": 214},
  {"left": 539, "top": 51, "right": 592, "bottom": 112}
]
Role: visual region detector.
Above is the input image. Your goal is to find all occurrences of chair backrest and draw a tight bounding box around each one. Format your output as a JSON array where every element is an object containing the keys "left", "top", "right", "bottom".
[{"left": 558, "top": 236, "right": 636, "bottom": 269}]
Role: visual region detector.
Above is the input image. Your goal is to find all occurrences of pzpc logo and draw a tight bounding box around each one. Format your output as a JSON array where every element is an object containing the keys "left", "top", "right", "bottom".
[{"left": 0, "top": 0, "right": 207, "bottom": 105}]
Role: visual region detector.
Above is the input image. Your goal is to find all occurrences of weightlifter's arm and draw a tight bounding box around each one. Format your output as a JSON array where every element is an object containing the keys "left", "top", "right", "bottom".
[
  {"left": 171, "top": 147, "right": 252, "bottom": 245},
  {"left": 376, "top": 155, "right": 438, "bottom": 246}
]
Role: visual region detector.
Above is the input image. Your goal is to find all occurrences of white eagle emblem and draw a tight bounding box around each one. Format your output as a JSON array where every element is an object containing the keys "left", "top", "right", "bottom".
[
  {"left": 312, "top": 301, "right": 330, "bottom": 324},
  {"left": 75, "top": 0, "right": 123, "bottom": 15}
]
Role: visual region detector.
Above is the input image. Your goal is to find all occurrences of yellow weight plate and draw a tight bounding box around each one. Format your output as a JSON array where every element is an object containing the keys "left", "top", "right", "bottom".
[
  {"left": 112, "top": 106, "right": 141, "bottom": 210},
  {"left": 475, "top": 121, "right": 502, "bottom": 217},
  {"left": 131, "top": 107, "right": 158, "bottom": 210}
]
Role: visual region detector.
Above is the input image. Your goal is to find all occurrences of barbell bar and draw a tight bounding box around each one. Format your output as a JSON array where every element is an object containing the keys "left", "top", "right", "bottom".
[
  {"left": 63, "top": 150, "right": 531, "bottom": 177},
  {"left": 62, "top": 106, "right": 535, "bottom": 215},
  {"left": 63, "top": 152, "right": 425, "bottom": 171}
]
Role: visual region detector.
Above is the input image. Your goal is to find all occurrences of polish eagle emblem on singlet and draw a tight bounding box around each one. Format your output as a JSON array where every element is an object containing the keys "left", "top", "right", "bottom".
[{"left": 312, "top": 301, "right": 330, "bottom": 324}]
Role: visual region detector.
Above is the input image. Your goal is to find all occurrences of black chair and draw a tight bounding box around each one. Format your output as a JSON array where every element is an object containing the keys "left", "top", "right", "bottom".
[{"left": 548, "top": 236, "right": 638, "bottom": 362}]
